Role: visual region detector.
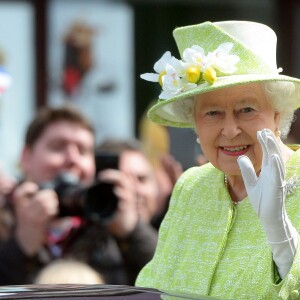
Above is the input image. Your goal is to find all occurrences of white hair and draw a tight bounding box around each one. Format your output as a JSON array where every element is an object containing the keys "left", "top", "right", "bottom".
[
  {"left": 262, "top": 81, "right": 297, "bottom": 139},
  {"left": 171, "top": 81, "right": 298, "bottom": 139}
]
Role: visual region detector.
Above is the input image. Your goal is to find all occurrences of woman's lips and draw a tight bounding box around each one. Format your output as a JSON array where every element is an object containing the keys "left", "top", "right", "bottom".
[{"left": 220, "top": 145, "right": 250, "bottom": 156}]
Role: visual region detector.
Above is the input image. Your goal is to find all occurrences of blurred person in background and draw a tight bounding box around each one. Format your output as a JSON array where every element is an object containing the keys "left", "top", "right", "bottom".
[
  {"left": 139, "top": 112, "right": 183, "bottom": 229},
  {"left": 96, "top": 138, "right": 166, "bottom": 229},
  {"left": 0, "top": 105, "right": 157, "bottom": 286}
]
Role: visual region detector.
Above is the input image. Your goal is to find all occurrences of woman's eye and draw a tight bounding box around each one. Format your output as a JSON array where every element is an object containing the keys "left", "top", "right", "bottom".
[
  {"left": 206, "top": 111, "right": 219, "bottom": 116},
  {"left": 240, "top": 107, "right": 254, "bottom": 113}
]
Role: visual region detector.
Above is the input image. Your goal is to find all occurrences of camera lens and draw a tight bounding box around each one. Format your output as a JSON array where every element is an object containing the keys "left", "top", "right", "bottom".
[
  {"left": 40, "top": 172, "right": 119, "bottom": 222},
  {"left": 85, "top": 182, "right": 118, "bottom": 223}
]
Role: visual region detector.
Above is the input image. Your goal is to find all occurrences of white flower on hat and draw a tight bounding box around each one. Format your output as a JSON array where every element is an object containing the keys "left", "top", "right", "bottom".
[
  {"left": 183, "top": 45, "right": 206, "bottom": 65},
  {"left": 141, "top": 51, "right": 183, "bottom": 86},
  {"left": 206, "top": 42, "right": 240, "bottom": 74},
  {"left": 182, "top": 46, "right": 205, "bottom": 72},
  {"left": 160, "top": 63, "right": 197, "bottom": 99},
  {"left": 141, "top": 42, "right": 240, "bottom": 99}
]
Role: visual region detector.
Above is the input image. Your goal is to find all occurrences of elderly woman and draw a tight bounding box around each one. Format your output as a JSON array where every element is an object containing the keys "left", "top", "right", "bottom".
[{"left": 135, "top": 20, "right": 300, "bottom": 300}]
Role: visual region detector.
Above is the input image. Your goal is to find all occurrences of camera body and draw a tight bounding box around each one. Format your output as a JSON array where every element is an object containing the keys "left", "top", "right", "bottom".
[
  {"left": 40, "top": 173, "right": 118, "bottom": 223},
  {"left": 95, "top": 151, "right": 119, "bottom": 174}
]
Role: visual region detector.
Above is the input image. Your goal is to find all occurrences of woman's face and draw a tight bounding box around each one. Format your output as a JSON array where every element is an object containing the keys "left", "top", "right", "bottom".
[{"left": 194, "top": 83, "right": 280, "bottom": 175}]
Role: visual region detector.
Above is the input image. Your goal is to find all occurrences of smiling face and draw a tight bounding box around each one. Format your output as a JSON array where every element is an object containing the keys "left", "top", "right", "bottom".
[
  {"left": 21, "top": 121, "right": 96, "bottom": 185},
  {"left": 194, "top": 83, "right": 280, "bottom": 175}
]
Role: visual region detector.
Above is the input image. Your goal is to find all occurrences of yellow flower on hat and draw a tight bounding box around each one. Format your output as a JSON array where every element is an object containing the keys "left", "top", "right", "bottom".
[
  {"left": 203, "top": 67, "right": 217, "bottom": 84},
  {"left": 141, "top": 42, "right": 240, "bottom": 99},
  {"left": 186, "top": 66, "right": 201, "bottom": 83}
]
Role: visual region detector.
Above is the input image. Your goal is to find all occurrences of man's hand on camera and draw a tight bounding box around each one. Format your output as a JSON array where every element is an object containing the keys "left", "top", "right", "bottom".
[
  {"left": 13, "top": 182, "right": 59, "bottom": 256},
  {"left": 98, "top": 169, "right": 138, "bottom": 238}
]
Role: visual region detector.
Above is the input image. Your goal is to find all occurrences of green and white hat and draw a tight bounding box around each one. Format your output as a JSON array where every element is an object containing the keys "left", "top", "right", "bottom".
[{"left": 141, "top": 21, "right": 300, "bottom": 128}]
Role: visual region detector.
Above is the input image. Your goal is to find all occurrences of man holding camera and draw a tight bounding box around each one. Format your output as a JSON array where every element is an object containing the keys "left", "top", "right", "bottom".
[{"left": 0, "top": 106, "right": 157, "bottom": 285}]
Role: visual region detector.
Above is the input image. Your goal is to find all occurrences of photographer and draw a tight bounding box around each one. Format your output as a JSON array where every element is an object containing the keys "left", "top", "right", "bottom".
[{"left": 0, "top": 106, "right": 157, "bottom": 285}]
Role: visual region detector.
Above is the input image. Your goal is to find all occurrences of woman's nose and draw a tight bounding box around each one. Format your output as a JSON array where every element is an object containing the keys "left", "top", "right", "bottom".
[{"left": 221, "top": 114, "right": 241, "bottom": 139}]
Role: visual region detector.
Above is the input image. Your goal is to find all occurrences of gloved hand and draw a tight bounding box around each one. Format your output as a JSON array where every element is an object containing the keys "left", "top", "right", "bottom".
[{"left": 237, "top": 128, "right": 298, "bottom": 278}]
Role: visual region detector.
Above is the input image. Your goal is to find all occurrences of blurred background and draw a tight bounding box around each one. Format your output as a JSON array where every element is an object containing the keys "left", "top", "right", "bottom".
[{"left": 0, "top": 0, "right": 298, "bottom": 176}]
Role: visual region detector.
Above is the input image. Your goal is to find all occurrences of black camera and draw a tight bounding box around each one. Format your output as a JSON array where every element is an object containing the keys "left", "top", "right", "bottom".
[
  {"left": 95, "top": 151, "right": 119, "bottom": 174},
  {"left": 40, "top": 172, "right": 119, "bottom": 223}
]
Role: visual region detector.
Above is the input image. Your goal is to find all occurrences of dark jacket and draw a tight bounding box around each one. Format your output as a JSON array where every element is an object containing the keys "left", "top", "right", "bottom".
[{"left": 0, "top": 208, "right": 157, "bottom": 285}]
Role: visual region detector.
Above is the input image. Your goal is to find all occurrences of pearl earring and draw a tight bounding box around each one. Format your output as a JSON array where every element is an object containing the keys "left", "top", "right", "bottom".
[{"left": 196, "top": 138, "right": 200, "bottom": 144}]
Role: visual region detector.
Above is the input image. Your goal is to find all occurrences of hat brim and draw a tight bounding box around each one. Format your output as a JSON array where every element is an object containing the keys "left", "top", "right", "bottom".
[{"left": 148, "top": 74, "right": 300, "bottom": 128}]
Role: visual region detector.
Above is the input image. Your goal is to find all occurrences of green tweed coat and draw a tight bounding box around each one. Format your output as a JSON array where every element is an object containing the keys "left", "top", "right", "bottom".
[{"left": 136, "top": 148, "right": 300, "bottom": 300}]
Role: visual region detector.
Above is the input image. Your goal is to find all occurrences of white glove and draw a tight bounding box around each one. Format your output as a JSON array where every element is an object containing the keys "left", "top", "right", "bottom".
[{"left": 237, "top": 128, "right": 298, "bottom": 278}]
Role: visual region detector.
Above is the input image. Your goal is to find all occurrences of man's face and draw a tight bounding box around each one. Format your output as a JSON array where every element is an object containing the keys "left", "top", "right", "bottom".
[
  {"left": 21, "top": 121, "right": 95, "bottom": 185},
  {"left": 119, "top": 150, "right": 159, "bottom": 223}
]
